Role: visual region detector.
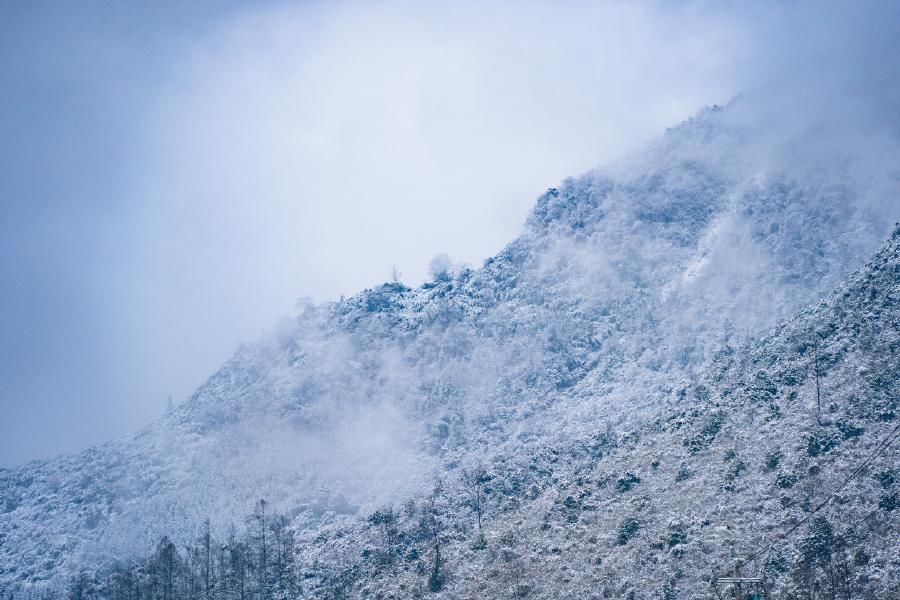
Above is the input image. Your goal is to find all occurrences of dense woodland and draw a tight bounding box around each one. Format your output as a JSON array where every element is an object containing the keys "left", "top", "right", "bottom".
[
  {"left": 3, "top": 456, "right": 895, "bottom": 600},
  {"left": 6, "top": 482, "right": 457, "bottom": 600}
]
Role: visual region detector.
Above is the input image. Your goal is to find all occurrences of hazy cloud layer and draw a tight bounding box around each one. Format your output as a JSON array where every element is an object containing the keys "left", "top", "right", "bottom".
[{"left": 1, "top": 1, "right": 898, "bottom": 465}]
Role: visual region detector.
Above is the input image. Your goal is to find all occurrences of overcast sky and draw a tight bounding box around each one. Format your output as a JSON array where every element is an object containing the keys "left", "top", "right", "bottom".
[{"left": 1, "top": 1, "right": 898, "bottom": 466}]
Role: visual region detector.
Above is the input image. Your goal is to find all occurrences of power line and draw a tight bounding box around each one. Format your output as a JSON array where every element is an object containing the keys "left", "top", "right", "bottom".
[
  {"left": 717, "top": 492, "right": 897, "bottom": 600},
  {"left": 833, "top": 491, "right": 897, "bottom": 546},
  {"left": 743, "top": 420, "right": 900, "bottom": 564}
]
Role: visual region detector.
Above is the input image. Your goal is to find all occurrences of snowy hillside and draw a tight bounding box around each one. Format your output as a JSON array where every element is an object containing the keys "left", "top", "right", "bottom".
[
  {"left": 316, "top": 224, "right": 898, "bottom": 599},
  {"left": 0, "top": 101, "right": 897, "bottom": 596}
]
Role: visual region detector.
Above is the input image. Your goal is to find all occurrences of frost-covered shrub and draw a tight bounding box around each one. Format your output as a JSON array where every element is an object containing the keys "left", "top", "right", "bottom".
[
  {"left": 471, "top": 533, "right": 487, "bottom": 550},
  {"left": 616, "top": 472, "right": 641, "bottom": 493},
  {"left": 874, "top": 469, "right": 896, "bottom": 490},
  {"left": 363, "top": 283, "right": 409, "bottom": 313},
  {"left": 561, "top": 495, "right": 582, "bottom": 523},
  {"left": 805, "top": 430, "right": 839, "bottom": 457},
  {"left": 661, "top": 580, "right": 678, "bottom": 600},
  {"left": 684, "top": 411, "right": 726, "bottom": 453},
  {"left": 775, "top": 364, "right": 806, "bottom": 386},
  {"left": 765, "top": 449, "right": 783, "bottom": 470},
  {"left": 836, "top": 419, "right": 864, "bottom": 439},
  {"left": 617, "top": 517, "right": 640, "bottom": 545},
  {"left": 800, "top": 516, "right": 835, "bottom": 565},
  {"left": 667, "top": 522, "right": 688, "bottom": 548},
  {"left": 675, "top": 465, "right": 692, "bottom": 482},
  {"left": 428, "top": 254, "right": 454, "bottom": 282},
  {"left": 776, "top": 472, "right": 798, "bottom": 489},
  {"left": 765, "top": 550, "right": 789, "bottom": 575},
  {"left": 721, "top": 459, "right": 746, "bottom": 491},
  {"left": 747, "top": 371, "right": 778, "bottom": 404}
]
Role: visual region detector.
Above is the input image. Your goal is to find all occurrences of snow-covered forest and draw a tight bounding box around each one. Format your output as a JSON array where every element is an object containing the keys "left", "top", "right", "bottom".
[
  {"left": 25, "top": 224, "right": 900, "bottom": 599},
  {"left": 1, "top": 92, "right": 899, "bottom": 598}
]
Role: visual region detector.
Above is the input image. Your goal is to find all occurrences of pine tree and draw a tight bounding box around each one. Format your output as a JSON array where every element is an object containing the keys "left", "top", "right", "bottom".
[
  {"left": 200, "top": 519, "right": 212, "bottom": 600},
  {"left": 250, "top": 499, "right": 269, "bottom": 599},
  {"left": 801, "top": 516, "right": 835, "bottom": 566},
  {"left": 424, "top": 485, "right": 445, "bottom": 592}
]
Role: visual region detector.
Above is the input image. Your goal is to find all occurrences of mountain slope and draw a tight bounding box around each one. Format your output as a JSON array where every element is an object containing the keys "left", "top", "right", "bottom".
[
  {"left": 0, "top": 101, "right": 897, "bottom": 593},
  {"left": 519, "top": 224, "right": 900, "bottom": 598},
  {"left": 43, "top": 225, "right": 900, "bottom": 600},
  {"left": 292, "top": 227, "right": 900, "bottom": 599}
]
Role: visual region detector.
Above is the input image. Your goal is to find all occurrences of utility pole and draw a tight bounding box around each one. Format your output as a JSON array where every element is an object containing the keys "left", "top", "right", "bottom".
[{"left": 716, "top": 559, "right": 766, "bottom": 599}]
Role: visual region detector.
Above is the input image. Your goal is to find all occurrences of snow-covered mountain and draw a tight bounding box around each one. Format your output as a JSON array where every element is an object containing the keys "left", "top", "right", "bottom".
[
  {"left": 327, "top": 223, "right": 898, "bottom": 599},
  {"left": 1, "top": 99, "right": 897, "bottom": 596}
]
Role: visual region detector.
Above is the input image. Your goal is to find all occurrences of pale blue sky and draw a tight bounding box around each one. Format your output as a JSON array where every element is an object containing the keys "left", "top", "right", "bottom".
[{"left": 1, "top": 1, "right": 253, "bottom": 464}]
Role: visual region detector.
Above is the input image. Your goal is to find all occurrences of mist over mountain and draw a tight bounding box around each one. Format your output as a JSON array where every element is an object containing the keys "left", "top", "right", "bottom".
[{"left": 1, "top": 84, "right": 898, "bottom": 599}]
